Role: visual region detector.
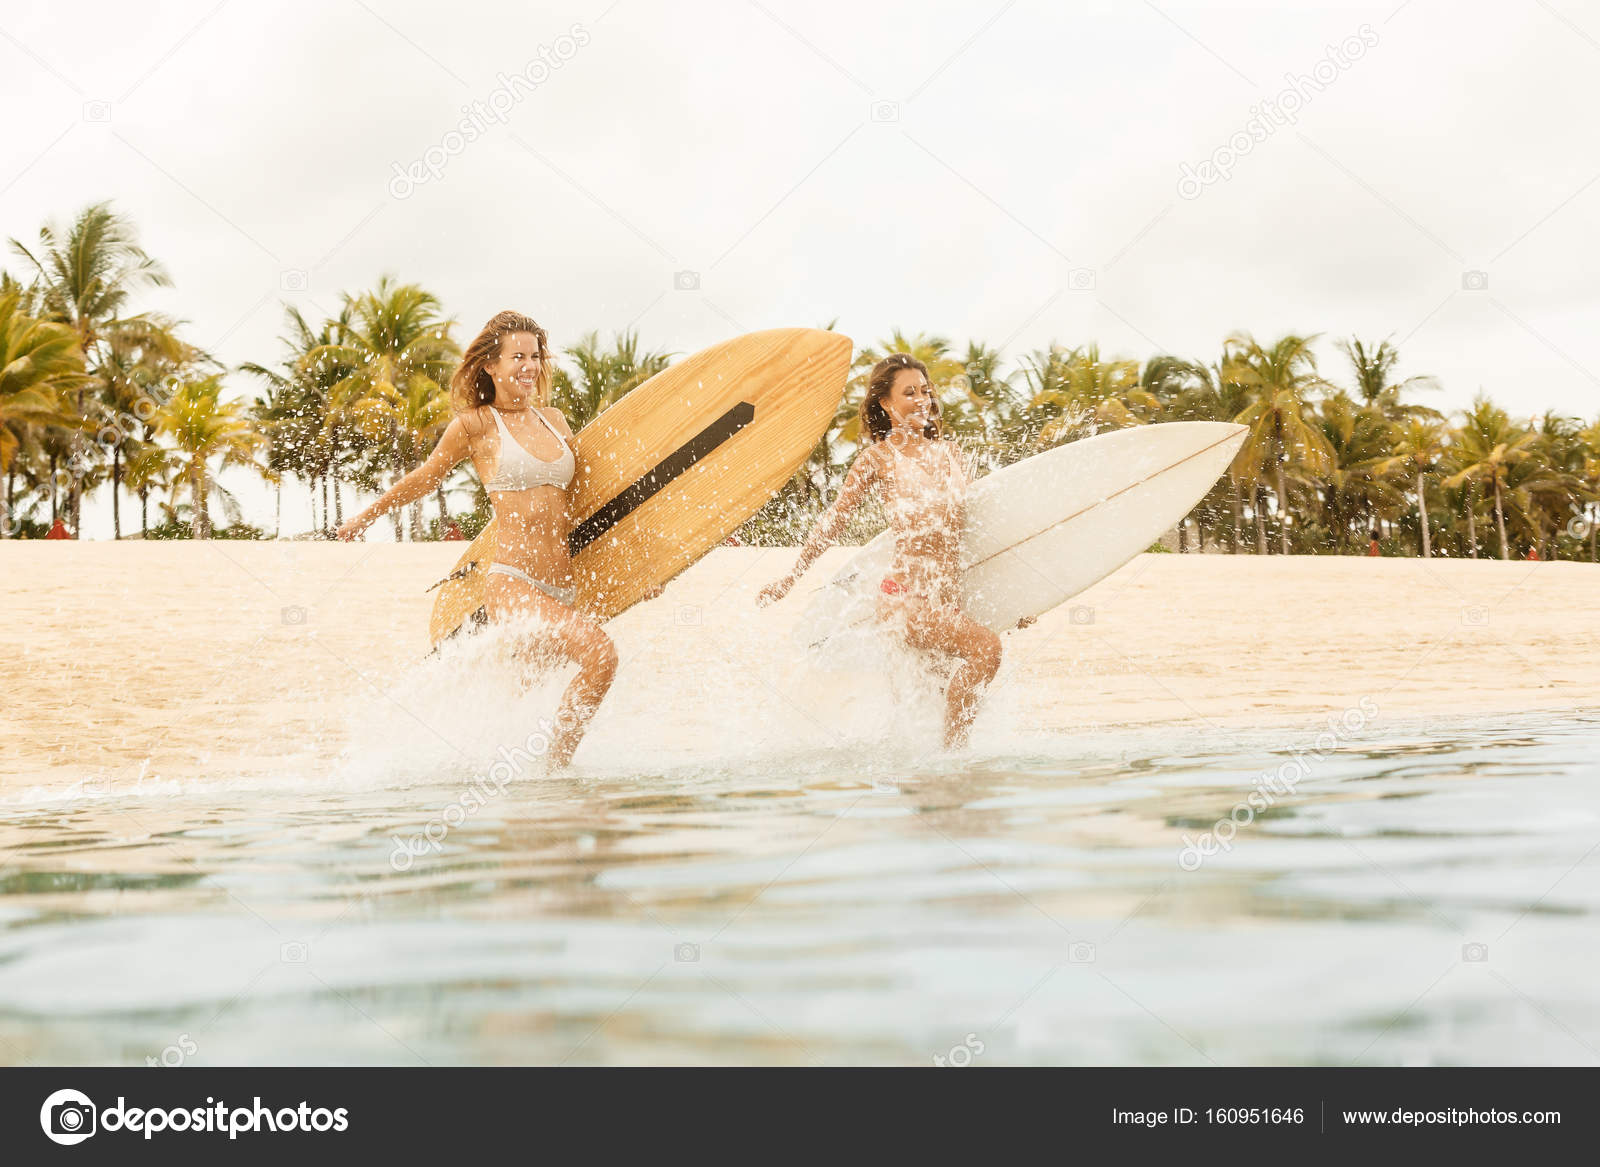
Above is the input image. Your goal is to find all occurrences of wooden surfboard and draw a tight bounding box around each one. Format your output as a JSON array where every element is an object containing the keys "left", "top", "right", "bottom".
[{"left": 428, "top": 327, "right": 852, "bottom": 645}]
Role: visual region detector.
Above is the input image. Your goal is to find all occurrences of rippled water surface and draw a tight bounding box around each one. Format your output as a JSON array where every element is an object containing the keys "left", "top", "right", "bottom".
[{"left": 3, "top": 714, "right": 1598, "bottom": 1066}]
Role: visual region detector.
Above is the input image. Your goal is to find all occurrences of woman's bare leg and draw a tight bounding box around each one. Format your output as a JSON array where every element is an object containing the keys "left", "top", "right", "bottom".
[
  {"left": 484, "top": 576, "right": 619, "bottom": 768},
  {"left": 904, "top": 608, "right": 1002, "bottom": 748}
]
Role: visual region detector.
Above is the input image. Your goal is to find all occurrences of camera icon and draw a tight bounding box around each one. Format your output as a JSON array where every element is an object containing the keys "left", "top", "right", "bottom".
[
  {"left": 280, "top": 269, "right": 308, "bottom": 292},
  {"left": 673, "top": 270, "right": 700, "bottom": 291},
  {"left": 870, "top": 100, "right": 900, "bottom": 122},
  {"left": 82, "top": 100, "right": 111, "bottom": 122},
  {"left": 281, "top": 605, "right": 308, "bottom": 625},
  {"left": 1068, "top": 605, "right": 1095, "bottom": 626},
  {"left": 1068, "top": 267, "right": 1097, "bottom": 291},
  {"left": 40, "top": 1089, "right": 97, "bottom": 1145},
  {"left": 1461, "top": 942, "right": 1489, "bottom": 963},
  {"left": 280, "top": 941, "right": 308, "bottom": 963},
  {"left": 674, "top": 604, "right": 702, "bottom": 626},
  {"left": 1460, "top": 605, "right": 1489, "bottom": 628},
  {"left": 1565, "top": 505, "right": 1591, "bottom": 540},
  {"left": 1068, "top": 941, "right": 1096, "bottom": 963},
  {"left": 674, "top": 942, "right": 699, "bottom": 963},
  {"left": 1461, "top": 270, "right": 1489, "bottom": 291}
]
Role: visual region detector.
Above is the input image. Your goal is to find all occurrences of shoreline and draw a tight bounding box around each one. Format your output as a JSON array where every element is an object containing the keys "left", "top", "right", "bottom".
[{"left": 4, "top": 543, "right": 1597, "bottom": 797}]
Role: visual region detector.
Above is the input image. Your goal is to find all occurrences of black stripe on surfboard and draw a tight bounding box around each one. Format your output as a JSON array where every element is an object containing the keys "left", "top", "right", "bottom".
[{"left": 567, "top": 400, "right": 755, "bottom": 557}]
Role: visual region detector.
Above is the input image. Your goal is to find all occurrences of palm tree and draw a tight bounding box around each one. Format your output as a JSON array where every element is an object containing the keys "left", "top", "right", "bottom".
[
  {"left": 345, "top": 372, "right": 452, "bottom": 538},
  {"left": 1577, "top": 420, "right": 1600, "bottom": 561},
  {"left": 1225, "top": 331, "right": 1335, "bottom": 554},
  {"left": 1444, "top": 396, "right": 1538, "bottom": 560},
  {"left": 9, "top": 201, "right": 173, "bottom": 534},
  {"left": 554, "top": 328, "right": 671, "bottom": 428},
  {"left": 1020, "top": 342, "right": 1145, "bottom": 447},
  {"left": 308, "top": 278, "right": 457, "bottom": 540},
  {"left": 1380, "top": 416, "right": 1449, "bottom": 557},
  {"left": 1316, "top": 392, "right": 1401, "bottom": 553},
  {"left": 96, "top": 320, "right": 198, "bottom": 537},
  {"left": 1521, "top": 412, "right": 1588, "bottom": 559},
  {"left": 1149, "top": 354, "right": 1252, "bottom": 551},
  {"left": 0, "top": 290, "right": 85, "bottom": 533},
  {"left": 244, "top": 304, "right": 357, "bottom": 534},
  {"left": 952, "top": 341, "right": 1032, "bottom": 466},
  {"left": 123, "top": 440, "right": 172, "bottom": 538},
  {"left": 150, "top": 375, "right": 265, "bottom": 538},
  {"left": 1337, "top": 335, "right": 1441, "bottom": 420}
]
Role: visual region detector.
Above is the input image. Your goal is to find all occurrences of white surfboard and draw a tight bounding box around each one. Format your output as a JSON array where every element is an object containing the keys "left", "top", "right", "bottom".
[{"left": 797, "top": 421, "right": 1247, "bottom": 654}]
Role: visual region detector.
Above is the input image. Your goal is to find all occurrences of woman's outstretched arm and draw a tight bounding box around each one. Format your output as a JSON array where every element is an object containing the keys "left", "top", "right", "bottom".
[
  {"left": 336, "top": 417, "right": 473, "bottom": 541},
  {"left": 757, "top": 445, "right": 881, "bottom": 606}
]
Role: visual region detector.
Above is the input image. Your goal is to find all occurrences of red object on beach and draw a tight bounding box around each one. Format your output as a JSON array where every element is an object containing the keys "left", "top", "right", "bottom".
[
  {"left": 45, "top": 519, "right": 70, "bottom": 540},
  {"left": 443, "top": 521, "right": 464, "bottom": 542},
  {"left": 880, "top": 576, "right": 904, "bottom": 594},
  {"left": 1367, "top": 538, "right": 1380, "bottom": 556},
  {"left": 723, "top": 534, "right": 742, "bottom": 546},
  {"left": 1528, "top": 547, "right": 1540, "bottom": 561}
]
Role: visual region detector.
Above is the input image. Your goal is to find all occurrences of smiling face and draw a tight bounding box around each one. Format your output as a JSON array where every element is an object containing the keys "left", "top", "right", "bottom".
[
  {"left": 882, "top": 366, "right": 936, "bottom": 434},
  {"left": 485, "top": 331, "right": 545, "bottom": 408}
]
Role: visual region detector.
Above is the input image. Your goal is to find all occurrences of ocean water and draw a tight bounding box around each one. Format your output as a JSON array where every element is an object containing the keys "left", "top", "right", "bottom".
[{"left": 2, "top": 696, "right": 1598, "bottom": 1066}]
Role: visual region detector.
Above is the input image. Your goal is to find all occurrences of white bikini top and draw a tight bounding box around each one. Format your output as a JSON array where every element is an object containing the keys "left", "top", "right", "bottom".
[
  {"left": 884, "top": 439, "right": 964, "bottom": 527},
  {"left": 483, "top": 406, "right": 575, "bottom": 492}
]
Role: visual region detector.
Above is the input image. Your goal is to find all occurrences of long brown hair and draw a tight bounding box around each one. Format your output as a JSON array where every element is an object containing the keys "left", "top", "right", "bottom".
[
  {"left": 859, "top": 353, "right": 939, "bottom": 442},
  {"left": 450, "top": 310, "right": 552, "bottom": 411}
]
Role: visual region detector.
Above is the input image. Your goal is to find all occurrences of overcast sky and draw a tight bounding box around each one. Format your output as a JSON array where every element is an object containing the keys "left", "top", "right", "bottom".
[{"left": 4, "top": 0, "right": 1597, "bottom": 536}]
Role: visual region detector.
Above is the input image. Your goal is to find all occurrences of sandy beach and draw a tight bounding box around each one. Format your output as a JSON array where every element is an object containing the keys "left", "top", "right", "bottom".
[{"left": 4, "top": 542, "right": 1597, "bottom": 798}]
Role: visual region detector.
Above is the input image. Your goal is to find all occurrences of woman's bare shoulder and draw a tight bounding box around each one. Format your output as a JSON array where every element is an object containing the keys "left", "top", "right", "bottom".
[
  {"left": 538, "top": 405, "right": 574, "bottom": 436},
  {"left": 459, "top": 405, "right": 495, "bottom": 440}
]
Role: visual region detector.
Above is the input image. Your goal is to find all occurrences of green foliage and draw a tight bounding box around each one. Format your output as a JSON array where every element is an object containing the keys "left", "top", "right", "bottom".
[{"left": 5, "top": 200, "right": 1597, "bottom": 562}]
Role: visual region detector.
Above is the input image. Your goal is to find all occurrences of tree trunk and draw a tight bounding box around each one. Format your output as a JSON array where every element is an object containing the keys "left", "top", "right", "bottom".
[
  {"left": 1254, "top": 485, "right": 1268, "bottom": 554},
  {"left": 191, "top": 460, "right": 209, "bottom": 540},
  {"left": 1493, "top": 477, "right": 1508, "bottom": 561},
  {"left": 112, "top": 448, "right": 122, "bottom": 539},
  {"left": 69, "top": 388, "right": 84, "bottom": 538},
  {"left": 275, "top": 478, "right": 282, "bottom": 539},
  {"left": 140, "top": 486, "right": 149, "bottom": 537},
  {"left": 435, "top": 485, "right": 450, "bottom": 533},
  {"left": 1177, "top": 518, "right": 1189, "bottom": 553},
  {"left": 321, "top": 474, "right": 331, "bottom": 537},
  {"left": 50, "top": 454, "right": 58, "bottom": 522},
  {"left": 1415, "top": 470, "right": 1430, "bottom": 558},
  {"left": 408, "top": 461, "right": 424, "bottom": 541},
  {"left": 1229, "top": 481, "right": 1242, "bottom": 553},
  {"left": 1274, "top": 462, "right": 1290, "bottom": 555},
  {"left": 1591, "top": 511, "right": 1597, "bottom": 563},
  {"left": 390, "top": 472, "right": 404, "bottom": 541},
  {"left": 333, "top": 474, "right": 344, "bottom": 525},
  {"left": 0, "top": 463, "right": 9, "bottom": 537},
  {"left": 1466, "top": 485, "right": 1478, "bottom": 558}
]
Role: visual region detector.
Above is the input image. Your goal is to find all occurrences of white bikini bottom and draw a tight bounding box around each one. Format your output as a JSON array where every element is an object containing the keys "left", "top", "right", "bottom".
[{"left": 485, "top": 562, "right": 576, "bottom": 607}]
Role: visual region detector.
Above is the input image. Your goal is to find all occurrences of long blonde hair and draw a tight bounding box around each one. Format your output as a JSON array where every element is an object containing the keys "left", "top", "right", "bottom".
[{"left": 450, "top": 310, "right": 552, "bottom": 411}]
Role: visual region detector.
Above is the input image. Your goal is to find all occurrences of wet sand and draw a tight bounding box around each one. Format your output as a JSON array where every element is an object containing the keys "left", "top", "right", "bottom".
[{"left": 4, "top": 541, "right": 1596, "bottom": 796}]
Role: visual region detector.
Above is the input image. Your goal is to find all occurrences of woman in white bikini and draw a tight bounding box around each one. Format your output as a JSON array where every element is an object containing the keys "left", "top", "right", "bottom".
[
  {"left": 758, "top": 353, "right": 1030, "bottom": 749},
  {"left": 336, "top": 310, "right": 618, "bottom": 768}
]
